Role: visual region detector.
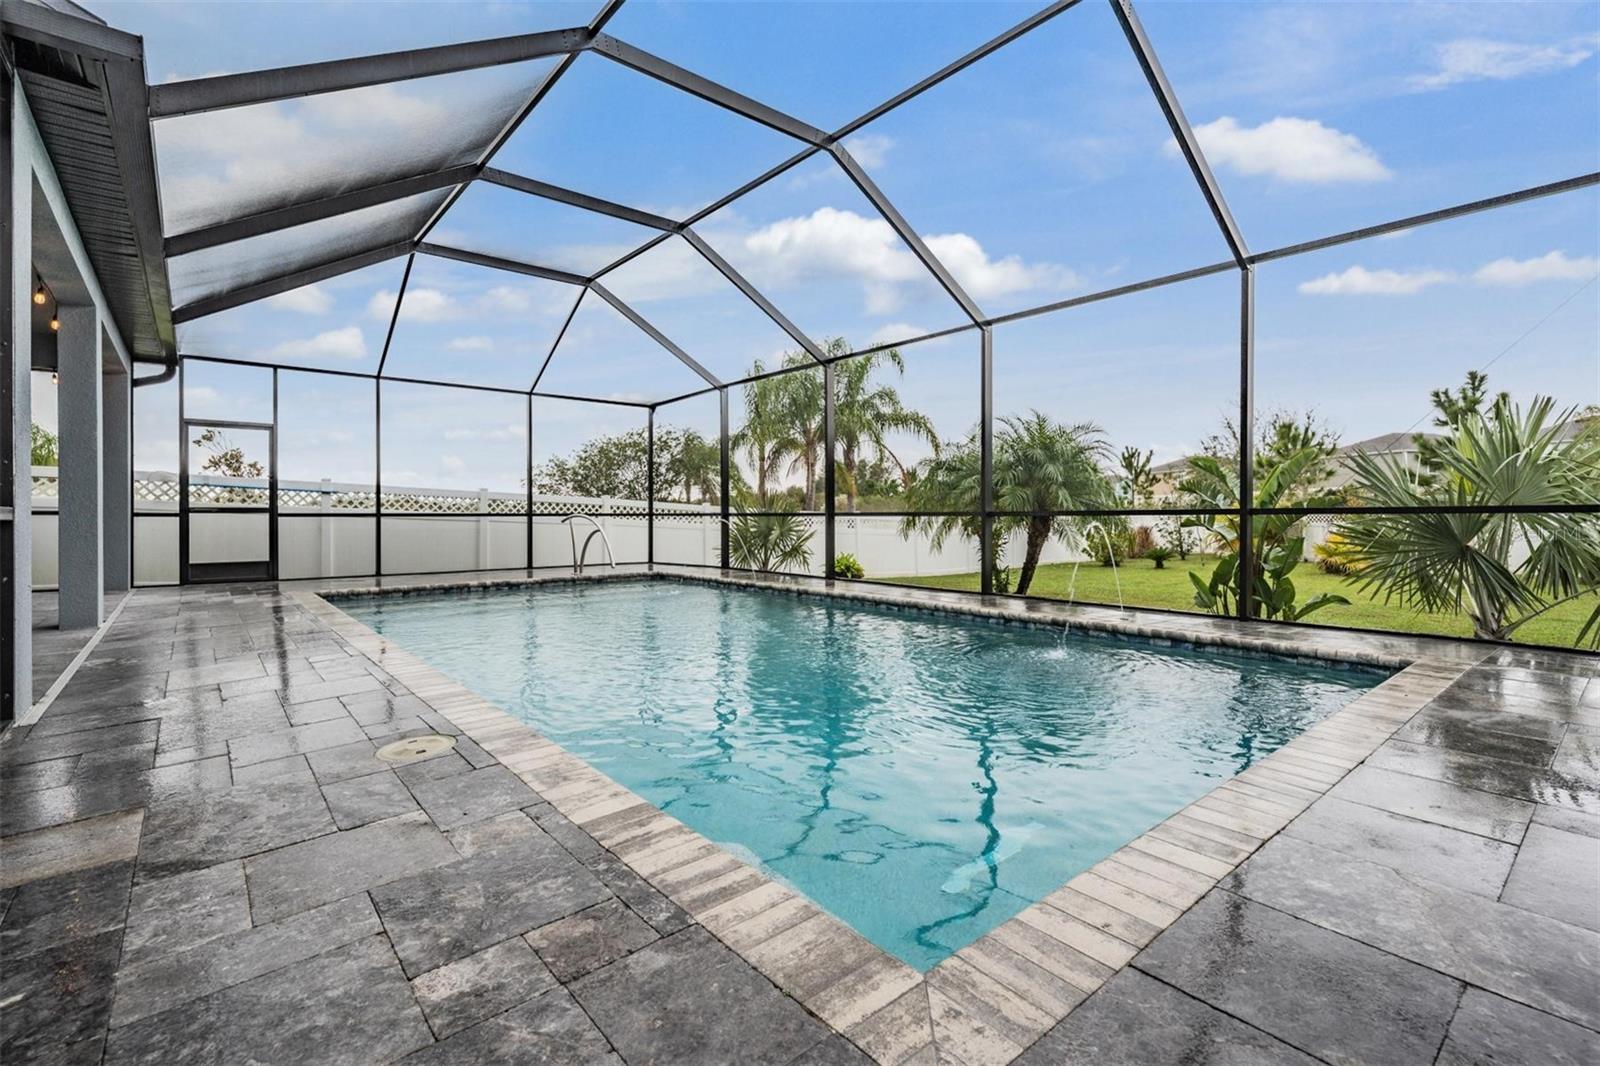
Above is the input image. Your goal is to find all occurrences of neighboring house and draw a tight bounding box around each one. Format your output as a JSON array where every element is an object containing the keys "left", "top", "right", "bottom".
[
  {"left": 1141, "top": 418, "right": 1591, "bottom": 559},
  {"left": 1147, "top": 431, "right": 1444, "bottom": 502}
]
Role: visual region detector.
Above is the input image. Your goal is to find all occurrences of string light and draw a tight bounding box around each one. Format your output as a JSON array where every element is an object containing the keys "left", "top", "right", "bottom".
[
  {"left": 32, "top": 283, "right": 46, "bottom": 306},
  {"left": 49, "top": 313, "right": 60, "bottom": 332}
]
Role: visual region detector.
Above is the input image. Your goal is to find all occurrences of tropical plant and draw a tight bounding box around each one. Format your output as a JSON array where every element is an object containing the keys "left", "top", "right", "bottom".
[
  {"left": 1335, "top": 389, "right": 1600, "bottom": 646},
  {"left": 728, "top": 507, "right": 814, "bottom": 573},
  {"left": 832, "top": 552, "right": 865, "bottom": 579},
  {"left": 830, "top": 341, "right": 938, "bottom": 512},
  {"left": 901, "top": 411, "right": 1115, "bottom": 595},
  {"left": 30, "top": 423, "right": 58, "bottom": 466},
  {"left": 1146, "top": 547, "right": 1176, "bottom": 570},
  {"left": 1313, "top": 531, "right": 1365, "bottom": 576},
  {"left": 1180, "top": 447, "right": 1350, "bottom": 620}
]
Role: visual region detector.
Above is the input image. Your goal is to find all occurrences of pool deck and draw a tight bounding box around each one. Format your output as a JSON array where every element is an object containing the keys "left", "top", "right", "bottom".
[{"left": 2, "top": 566, "right": 1597, "bottom": 1065}]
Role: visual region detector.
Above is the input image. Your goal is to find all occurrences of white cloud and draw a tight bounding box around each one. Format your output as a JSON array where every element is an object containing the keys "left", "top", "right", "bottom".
[
  {"left": 182, "top": 385, "right": 219, "bottom": 405},
  {"left": 369, "top": 287, "right": 456, "bottom": 322},
  {"left": 843, "top": 133, "right": 894, "bottom": 169},
  {"left": 265, "top": 284, "right": 332, "bottom": 315},
  {"left": 481, "top": 286, "right": 535, "bottom": 314},
  {"left": 267, "top": 326, "right": 367, "bottom": 361},
  {"left": 440, "top": 454, "right": 465, "bottom": 471},
  {"left": 1412, "top": 37, "right": 1598, "bottom": 90},
  {"left": 1472, "top": 250, "right": 1600, "bottom": 287},
  {"left": 1183, "top": 116, "right": 1391, "bottom": 183},
  {"left": 1298, "top": 266, "right": 1454, "bottom": 295},
  {"left": 727, "top": 207, "right": 1076, "bottom": 312},
  {"left": 866, "top": 323, "right": 929, "bottom": 346},
  {"left": 925, "top": 232, "right": 1083, "bottom": 301},
  {"left": 447, "top": 336, "right": 494, "bottom": 351}
]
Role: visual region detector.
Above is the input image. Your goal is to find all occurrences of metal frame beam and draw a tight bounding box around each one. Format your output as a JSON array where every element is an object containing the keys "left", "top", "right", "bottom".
[
  {"left": 590, "top": 282, "right": 722, "bottom": 387},
  {"left": 831, "top": 143, "right": 985, "bottom": 324},
  {"left": 412, "top": 0, "right": 622, "bottom": 246},
  {"left": 1249, "top": 172, "right": 1600, "bottom": 265},
  {"left": 482, "top": 167, "right": 679, "bottom": 231},
  {"left": 529, "top": 290, "right": 586, "bottom": 392},
  {"left": 171, "top": 240, "right": 412, "bottom": 323},
  {"left": 588, "top": 33, "right": 829, "bottom": 146},
  {"left": 167, "top": 165, "right": 477, "bottom": 258},
  {"left": 148, "top": 27, "right": 590, "bottom": 117},
  {"left": 835, "top": 0, "right": 1083, "bottom": 141},
  {"left": 681, "top": 229, "right": 825, "bottom": 362},
  {"left": 1112, "top": 0, "right": 1247, "bottom": 265},
  {"left": 415, "top": 242, "right": 588, "bottom": 287}
]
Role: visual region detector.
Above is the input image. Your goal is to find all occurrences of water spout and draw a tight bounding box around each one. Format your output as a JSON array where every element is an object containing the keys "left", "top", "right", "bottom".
[{"left": 1064, "top": 520, "right": 1124, "bottom": 611}]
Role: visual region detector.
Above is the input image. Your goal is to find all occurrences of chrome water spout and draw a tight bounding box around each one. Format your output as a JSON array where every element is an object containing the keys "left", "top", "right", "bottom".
[
  {"left": 1064, "top": 520, "right": 1124, "bottom": 611},
  {"left": 560, "top": 514, "right": 617, "bottom": 574}
]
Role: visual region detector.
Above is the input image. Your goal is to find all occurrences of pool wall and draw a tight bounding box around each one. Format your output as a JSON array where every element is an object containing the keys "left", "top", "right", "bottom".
[{"left": 301, "top": 567, "right": 1483, "bottom": 1064}]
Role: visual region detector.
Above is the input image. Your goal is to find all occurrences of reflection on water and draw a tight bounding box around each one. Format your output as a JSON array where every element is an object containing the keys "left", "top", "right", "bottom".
[{"left": 345, "top": 580, "right": 1381, "bottom": 970}]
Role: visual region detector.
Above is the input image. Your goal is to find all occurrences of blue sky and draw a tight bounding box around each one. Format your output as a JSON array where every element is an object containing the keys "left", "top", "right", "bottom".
[{"left": 98, "top": 0, "right": 1599, "bottom": 489}]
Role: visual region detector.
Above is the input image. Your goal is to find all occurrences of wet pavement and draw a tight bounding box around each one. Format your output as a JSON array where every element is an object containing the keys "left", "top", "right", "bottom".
[{"left": 1, "top": 577, "right": 1597, "bottom": 1065}]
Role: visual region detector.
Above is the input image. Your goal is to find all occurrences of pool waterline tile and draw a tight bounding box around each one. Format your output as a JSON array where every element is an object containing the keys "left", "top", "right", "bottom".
[{"left": 295, "top": 566, "right": 1480, "bottom": 1065}]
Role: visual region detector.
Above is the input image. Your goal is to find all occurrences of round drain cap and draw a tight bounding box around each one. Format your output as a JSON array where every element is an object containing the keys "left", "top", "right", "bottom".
[{"left": 375, "top": 734, "right": 457, "bottom": 764}]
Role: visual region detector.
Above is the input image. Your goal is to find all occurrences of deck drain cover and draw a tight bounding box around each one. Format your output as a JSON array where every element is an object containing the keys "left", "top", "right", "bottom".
[{"left": 375, "top": 734, "right": 456, "bottom": 764}]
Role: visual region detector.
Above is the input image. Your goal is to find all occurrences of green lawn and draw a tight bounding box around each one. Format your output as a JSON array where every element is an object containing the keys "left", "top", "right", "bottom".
[{"left": 899, "top": 555, "right": 1599, "bottom": 650}]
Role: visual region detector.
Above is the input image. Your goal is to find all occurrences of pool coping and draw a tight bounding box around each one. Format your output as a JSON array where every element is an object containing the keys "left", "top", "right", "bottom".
[{"left": 294, "top": 566, "right": 1489, "bottom": 1065}]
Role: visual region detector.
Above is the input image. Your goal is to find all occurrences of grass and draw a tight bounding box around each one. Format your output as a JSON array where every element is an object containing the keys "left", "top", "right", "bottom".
[{"left": 899, "top": 554, "right": 1599, "bottom": 650}]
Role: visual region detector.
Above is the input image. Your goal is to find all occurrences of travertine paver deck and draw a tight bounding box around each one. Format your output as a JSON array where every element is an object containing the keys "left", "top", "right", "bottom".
[{"left": 0, "top": 567, "right": 1596, "bottom": 1066}]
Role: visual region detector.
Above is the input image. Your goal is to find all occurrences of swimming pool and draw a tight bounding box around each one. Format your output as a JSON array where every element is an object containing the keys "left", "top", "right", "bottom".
[{"left": 342, "top": 579, "right": 1382, "bottom": 970}]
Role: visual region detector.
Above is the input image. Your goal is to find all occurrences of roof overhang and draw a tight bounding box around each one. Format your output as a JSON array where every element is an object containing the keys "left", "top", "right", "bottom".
[{"left": 2, "top": 0, "right": 175, "bottom": 366}]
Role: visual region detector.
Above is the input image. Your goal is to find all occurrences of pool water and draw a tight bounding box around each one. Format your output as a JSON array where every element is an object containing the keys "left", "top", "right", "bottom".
[{"left": 343, "top": 580, "right": 1381, "bottom": 970}]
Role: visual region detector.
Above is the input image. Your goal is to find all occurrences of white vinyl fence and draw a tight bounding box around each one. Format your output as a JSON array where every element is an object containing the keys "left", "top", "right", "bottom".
[{"left": 30, "top": 469, "right": 1090, "bottom": 587}]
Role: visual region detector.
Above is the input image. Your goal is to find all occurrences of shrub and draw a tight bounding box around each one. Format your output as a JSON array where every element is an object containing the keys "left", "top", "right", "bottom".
[
  {"left": 1314, "top": 533, "right": 1364, "bottom": 575},
  {"left": 1145, "top": 547, "right": 1176, "bottom": 570},
  {"left": 1091, "top": 522, "right": 1133, "bottom": 567},
  {"left": 832, "top": 552, "right": 865, "bottom": 579},
  {"left": 1130, "top": 525, "right": 1156, "bottom": 558}
]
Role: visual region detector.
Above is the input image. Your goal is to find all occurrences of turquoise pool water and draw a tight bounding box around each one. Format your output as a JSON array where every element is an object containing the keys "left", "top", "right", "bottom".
[{"left": 342, "top": 580, "right": 1381, "bottom": 969}]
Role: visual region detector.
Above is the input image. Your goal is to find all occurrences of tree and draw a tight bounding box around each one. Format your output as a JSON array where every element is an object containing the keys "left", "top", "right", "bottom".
[
  {"left": 901, "top": 412, "right": 1115, "bottom": 595},
  {"left": 533, "top": 427, "right": 653, "bottom": 499},
  {"left": 1200, "top": 409, "right": 1341, "bottom": 500},
  {"left": 1118, "top": 447, "right": 1155, "bottom": 505},
  {"left": 30, "top": 424, "right": 58, "bottom": 466},
  {"left": 192, "top": 428, "right": 264, "bottom": 478},
  {"left": 732, "top": 353, "right": 817, "bottom": 507},
  {"left": 1336, "top": 388, "right": 1600, "bottom": 646},
  {"left": 830, "top": 340, "right": 938, "bottom": 512},
  {"left": 669, "top": 428, "right": 721, "bottom": 504},
  {"left": 533, "top": 424, "right": 731, "bottom": 503}
]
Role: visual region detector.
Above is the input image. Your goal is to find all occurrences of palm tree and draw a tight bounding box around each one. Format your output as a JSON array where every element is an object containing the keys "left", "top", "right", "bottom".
[
  {"left": 729, "top": 508, "right": 814, "bottom": 572},
  {"left": 731, "top": 359, "right": 791, "bottom": 504},
  {"left": 675, "top": 429, "right": 720, "bottom": 504},
  {"left": 1336, "top": 394, "right": 1600, "bottom": 646},
  {"left": 901, "top": 412, "right": 1115, "bottom": 595},
  {"left": 829, "top": 341, "right": 939, "bottom": 512},
  {"left": 768, "top": 364, "right": 825, "bottom": 511}
]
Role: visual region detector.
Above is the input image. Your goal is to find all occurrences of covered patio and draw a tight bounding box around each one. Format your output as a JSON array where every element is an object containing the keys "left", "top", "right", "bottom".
[{"left": 2, "top": 1, "right": 1597, "bottom": 1064}]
